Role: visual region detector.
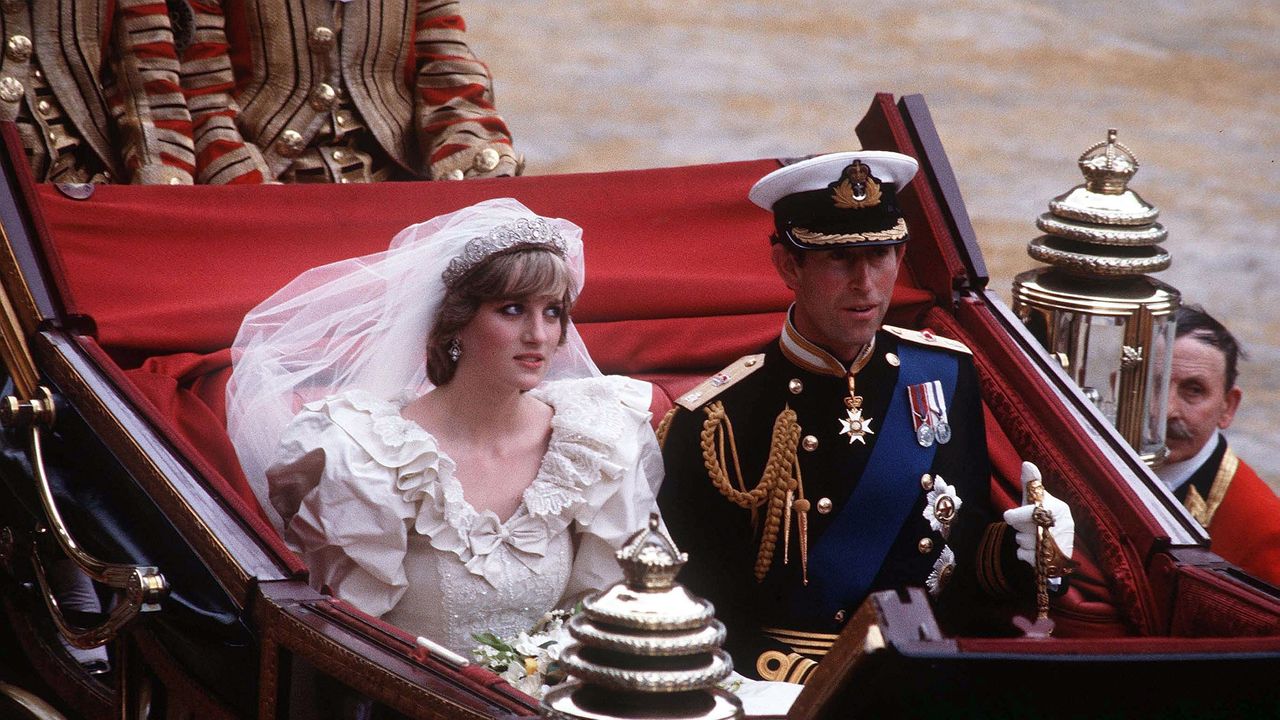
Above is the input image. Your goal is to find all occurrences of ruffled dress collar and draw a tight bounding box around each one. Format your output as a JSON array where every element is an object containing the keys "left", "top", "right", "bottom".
[{"left": 328, "top": 380, "right": 628, "bottom": 586}]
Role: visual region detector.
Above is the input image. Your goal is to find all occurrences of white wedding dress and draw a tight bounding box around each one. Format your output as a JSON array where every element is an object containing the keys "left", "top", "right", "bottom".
[{"left": 265, "top": 375, "right": 663, "bottom": 654}]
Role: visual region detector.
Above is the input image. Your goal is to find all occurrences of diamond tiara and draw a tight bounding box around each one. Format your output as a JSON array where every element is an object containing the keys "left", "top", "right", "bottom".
[{"left": 441, "top": 217, "right": 569, "bottom": 287}]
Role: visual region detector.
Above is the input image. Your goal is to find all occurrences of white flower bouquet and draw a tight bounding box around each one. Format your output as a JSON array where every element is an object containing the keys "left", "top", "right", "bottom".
[{"left": 472, "top": 608, "right": 575, "bottom": 698}]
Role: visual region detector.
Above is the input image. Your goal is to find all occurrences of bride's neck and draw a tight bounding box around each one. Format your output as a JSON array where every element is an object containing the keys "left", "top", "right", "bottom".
[{"left": 420, "top": 373, "right": 532, "bottom": 435}]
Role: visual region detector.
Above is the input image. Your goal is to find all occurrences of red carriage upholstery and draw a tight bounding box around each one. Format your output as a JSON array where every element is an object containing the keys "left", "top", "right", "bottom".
[
  {"left": 32, "top": 157, "right": 1127, "bottom": 636},
  {"left": 37, "top": 160, "right": 924, "bottom": 497}
]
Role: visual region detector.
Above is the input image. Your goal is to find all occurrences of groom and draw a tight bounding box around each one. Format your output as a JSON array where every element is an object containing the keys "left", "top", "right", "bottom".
[{"left": 658, "top": 151, "right": 1073, "bottom": 683}]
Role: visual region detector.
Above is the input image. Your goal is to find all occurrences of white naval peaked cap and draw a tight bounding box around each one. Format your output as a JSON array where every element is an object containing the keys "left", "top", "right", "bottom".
[
  {"left": 749, "top": 151, "right": 920, "bottom": 250},
  {"left": 748, "top": 151, "right": 919, "bottom": 211}
]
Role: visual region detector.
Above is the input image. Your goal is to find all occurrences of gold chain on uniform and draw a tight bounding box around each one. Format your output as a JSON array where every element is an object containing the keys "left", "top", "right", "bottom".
[{"left": 844, "top": 339, "right": 875, "bottom": 411}]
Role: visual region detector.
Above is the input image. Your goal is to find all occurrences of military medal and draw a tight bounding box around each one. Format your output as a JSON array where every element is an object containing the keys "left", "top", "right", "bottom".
[
  {"left": 838, "top": 341, "right": 876, "bottom": 444},
  {"left": 909, "top": 382, "right": 934, "bottom": 447},
  {"left": 927, "top": 546, "right": 956, "bottom": 597},
  {"left": 923, "top": 474, "right": 963, "bottom": 539},
  {"left": 915, "top": 422, "right": 935, "bottom": 447},
  {"left": 926, "top": 380, "right": 952, "bottom": 445},
  {"left": 908, "top": 380, "right": 950, "bottom": 447},
  {"left": 935, "top": 421, "right": 952, "bottom": 445},
  {"left": 839, "top": 407, "right": 875, "bottom": 444}
]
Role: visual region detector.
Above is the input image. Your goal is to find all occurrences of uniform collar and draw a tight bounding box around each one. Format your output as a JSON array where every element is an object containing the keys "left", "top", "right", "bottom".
[{"left": 779, "top": 305, "right": 875, "bottom": 378}]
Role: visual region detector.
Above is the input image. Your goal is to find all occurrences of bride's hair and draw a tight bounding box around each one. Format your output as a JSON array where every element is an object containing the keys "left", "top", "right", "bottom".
[{"left": 426, "top": 248, "right": 575, "bottom": 385}]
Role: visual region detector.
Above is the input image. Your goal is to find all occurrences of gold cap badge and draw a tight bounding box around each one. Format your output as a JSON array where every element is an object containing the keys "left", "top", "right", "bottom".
[{"left": 832, "top": 160, "right": 882, "bottom": 209}]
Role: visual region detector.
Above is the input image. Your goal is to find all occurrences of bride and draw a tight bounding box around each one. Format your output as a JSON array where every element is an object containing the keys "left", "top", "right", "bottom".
[{"left": 225, "top": 198, "right": 663, "bottom": 654}]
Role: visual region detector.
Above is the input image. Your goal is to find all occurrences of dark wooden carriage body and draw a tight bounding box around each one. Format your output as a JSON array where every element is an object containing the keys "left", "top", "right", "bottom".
[{"left": 1, "top": 95, "right": 1278, "bottom": 720}]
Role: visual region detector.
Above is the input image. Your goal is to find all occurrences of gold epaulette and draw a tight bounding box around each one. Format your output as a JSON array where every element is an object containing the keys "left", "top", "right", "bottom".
[
  {"left": 883, "top": 324, "right": 972, "bottom": 355},
  {"left": 675, "top": 354, "right": 766, "bottom": 411},
  {"left": 762, "top": 627, "right": 839, "bottom": 659}
]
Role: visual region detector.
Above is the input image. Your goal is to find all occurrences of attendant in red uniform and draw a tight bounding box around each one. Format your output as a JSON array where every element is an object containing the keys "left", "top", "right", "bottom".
[
  {"left": 1156, "top": 304, "right": 1280, "bottom": 586},
  {"left": 177, "top": 0, "right": 518, "bottom": 184}
]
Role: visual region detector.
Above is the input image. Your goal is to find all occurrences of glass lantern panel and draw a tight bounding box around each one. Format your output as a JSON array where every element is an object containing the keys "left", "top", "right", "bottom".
[
  {"left": 1140, "top": 315, "right": 1176, "bottom": 459},
  {"left": 1050, "top": 312, "right": 1126, "bottom": 425}
]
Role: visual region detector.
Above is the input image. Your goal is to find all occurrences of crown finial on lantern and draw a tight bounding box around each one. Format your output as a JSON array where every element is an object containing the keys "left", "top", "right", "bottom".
[
  {"left": 1028, "top": 128, "right": 1167, "bottom": 276},
  {"left": 1077, "top": 128, "right": 1139, "bottom": 195},
  {"left": 616, "top": 513, "right": 687, "bottom": 591}
]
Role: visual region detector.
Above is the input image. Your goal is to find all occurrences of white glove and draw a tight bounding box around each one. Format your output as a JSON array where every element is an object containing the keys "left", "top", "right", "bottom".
[{"left": 1002, "top": 461, "right": 1075, "bottom": 569}]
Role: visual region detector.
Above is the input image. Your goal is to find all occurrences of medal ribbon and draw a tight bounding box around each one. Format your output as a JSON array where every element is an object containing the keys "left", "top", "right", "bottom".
[
  {"left": 908, "top": 382, "right": 931, "bottom": 435},
  {"left": 926, "top": 380, "right": 949, "bottom": 431}
]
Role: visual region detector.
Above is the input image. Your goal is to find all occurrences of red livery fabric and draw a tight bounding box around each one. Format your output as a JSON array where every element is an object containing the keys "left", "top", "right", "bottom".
[{"left": 1207, "top": 457, "right": 1280, "bottom": 588}]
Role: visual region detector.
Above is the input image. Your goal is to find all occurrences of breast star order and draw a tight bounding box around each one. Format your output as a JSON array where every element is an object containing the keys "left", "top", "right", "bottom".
[{"left": 839, "top": 407, "right": 875, "bottom": 444}]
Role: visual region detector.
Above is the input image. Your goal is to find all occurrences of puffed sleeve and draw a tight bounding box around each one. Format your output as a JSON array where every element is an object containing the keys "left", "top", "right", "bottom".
[
  {"left": 557, "top": 376, "right": 665, "bottom": 602},
  {"left": 266, "top": 401, "right": 418, "bottom": 618}
]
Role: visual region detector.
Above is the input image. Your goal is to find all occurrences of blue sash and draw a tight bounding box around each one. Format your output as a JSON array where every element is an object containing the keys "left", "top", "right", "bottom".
[{"left": 790, "top": 342, "right": 958, "bottom": 620}]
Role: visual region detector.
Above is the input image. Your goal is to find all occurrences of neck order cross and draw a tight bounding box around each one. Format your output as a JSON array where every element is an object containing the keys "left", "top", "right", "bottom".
[{"left": 838, "top": 339, "right": 876, "bottom": 444}]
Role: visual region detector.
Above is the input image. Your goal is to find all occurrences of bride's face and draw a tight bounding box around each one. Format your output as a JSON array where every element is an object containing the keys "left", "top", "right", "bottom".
[{"left": 456, "top": 294, "right": 565, "bottom": 392}]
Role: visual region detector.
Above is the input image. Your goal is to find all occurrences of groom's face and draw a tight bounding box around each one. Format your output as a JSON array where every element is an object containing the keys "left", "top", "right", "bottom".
[{"left": 772, "top": 242, "right": 904, "bottom": 363}]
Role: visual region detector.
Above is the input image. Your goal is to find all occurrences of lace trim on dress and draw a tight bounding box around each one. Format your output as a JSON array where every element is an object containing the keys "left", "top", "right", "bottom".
[
  {"left": 306, "top": 390, "right": 448, "bottom": 478},
  {"left": 308, "top": 390, "right": 469, "bottom": 552},
  {"left": 524, "top": 378, "right": 630, "bottom": 519}
]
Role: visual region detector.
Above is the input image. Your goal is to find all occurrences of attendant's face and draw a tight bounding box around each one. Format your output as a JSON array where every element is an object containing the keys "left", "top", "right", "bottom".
[
  {"left": 772, "top": 243, "right": 905, "bottom": 362},
  {"left": 457, "top": 294, "right": 565, "bottom": 392},
  {"left": 1165, "top": 335, "right": 1241, "bottom": 464}
]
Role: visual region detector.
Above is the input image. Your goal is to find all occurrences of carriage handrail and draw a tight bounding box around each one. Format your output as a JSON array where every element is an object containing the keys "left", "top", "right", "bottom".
[{"left": 0, "top": 392, "right": 168, "bottom": 649}]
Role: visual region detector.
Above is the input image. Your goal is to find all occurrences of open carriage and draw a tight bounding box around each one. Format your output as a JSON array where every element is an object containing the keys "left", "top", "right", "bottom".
[{"left": 1, "top": 94, "right": 1278, "bottom": 720}]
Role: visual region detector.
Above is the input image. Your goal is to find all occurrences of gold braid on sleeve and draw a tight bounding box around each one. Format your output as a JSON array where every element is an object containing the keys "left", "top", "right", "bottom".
[
  {"left": 756, "top": 650, "right": 818, "bottom": 684},
  {"left": 700, "top": 401, "right": 802, "bottom": 581}
]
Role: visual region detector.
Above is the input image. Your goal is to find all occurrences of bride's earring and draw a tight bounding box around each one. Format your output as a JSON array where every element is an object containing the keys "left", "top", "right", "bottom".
[{"left": 448, "top": 338, "right": 462, "bottom": 362}]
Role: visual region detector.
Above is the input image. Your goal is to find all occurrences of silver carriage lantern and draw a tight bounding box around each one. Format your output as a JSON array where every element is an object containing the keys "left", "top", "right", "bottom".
[
  {"left": 1012, "top": 130, "right": 1180, "bottom": 465},
  {"left": 541, "top": 514, "right": 742, "bottom": 720}
]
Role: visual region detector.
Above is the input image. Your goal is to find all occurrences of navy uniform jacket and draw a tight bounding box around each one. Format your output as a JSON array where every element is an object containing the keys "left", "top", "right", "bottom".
[{"left": 658, "top": 324, "right": 1024, "bottom": 681}]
